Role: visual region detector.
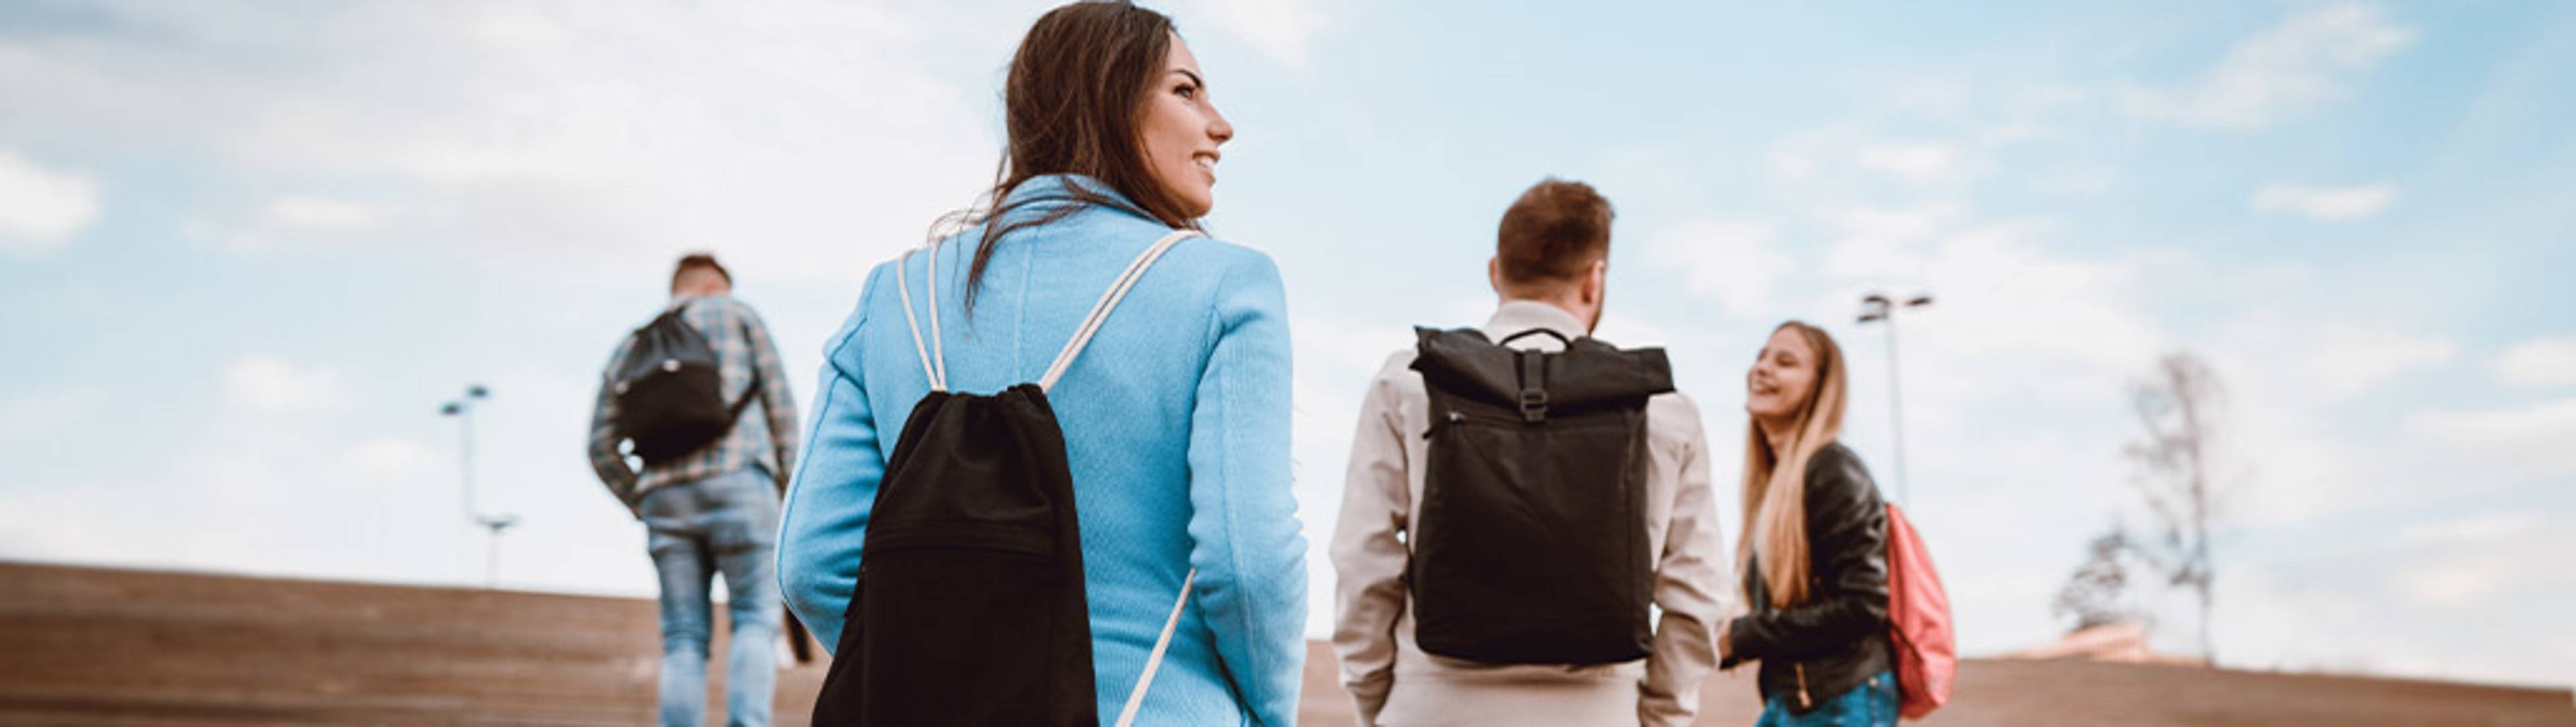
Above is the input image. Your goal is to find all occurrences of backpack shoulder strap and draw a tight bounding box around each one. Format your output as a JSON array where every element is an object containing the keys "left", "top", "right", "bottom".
[
  {"left": 893, "top": 244, "right": 949, "bottom": 391},
  {"left": 1114, "top": 567, "right": 1197, "bottom": 727},
  {"left": 726, "top": 360, "right": 764, "bottom": 419},
  {"left": 1077, "top": 228, "right": 1205, "bottom": 723},
  {"left": 1038, "top": 229, "right": 1203, "bottom": 392}
]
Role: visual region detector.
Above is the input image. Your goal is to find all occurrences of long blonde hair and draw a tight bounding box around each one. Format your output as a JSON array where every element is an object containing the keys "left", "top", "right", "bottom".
[{"left": 1737, "top": 321, "right": 1849, "bottom": 608}]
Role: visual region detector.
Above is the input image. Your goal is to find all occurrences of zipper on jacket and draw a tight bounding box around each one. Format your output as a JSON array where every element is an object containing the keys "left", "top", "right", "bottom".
[{"left": 1795, "top": 662, "right": 1813, "bottom": 709}]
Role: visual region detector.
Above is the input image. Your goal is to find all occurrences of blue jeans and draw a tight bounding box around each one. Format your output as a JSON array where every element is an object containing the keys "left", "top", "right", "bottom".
[
  {"left": 1754, "top": 670, "right": 1898, "bottom": 727},
  {"left": 643, "top": 467, "right": 782, "bottom": 727}
]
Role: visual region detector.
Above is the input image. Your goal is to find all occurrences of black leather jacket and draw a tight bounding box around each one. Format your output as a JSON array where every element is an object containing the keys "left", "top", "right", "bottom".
[{"left": 1721, "top": 442, "right": 1892, "bottom": 713}]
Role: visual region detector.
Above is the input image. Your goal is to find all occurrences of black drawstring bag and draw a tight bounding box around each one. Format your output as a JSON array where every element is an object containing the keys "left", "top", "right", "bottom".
[{"left": 812, "top": 231, "right": 1202, "bottom": 727}]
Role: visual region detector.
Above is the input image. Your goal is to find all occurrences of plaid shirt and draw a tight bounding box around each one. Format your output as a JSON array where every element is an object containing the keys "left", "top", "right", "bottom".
[{"left": 588, "top": 294, "right": 799, "bottom": 515}]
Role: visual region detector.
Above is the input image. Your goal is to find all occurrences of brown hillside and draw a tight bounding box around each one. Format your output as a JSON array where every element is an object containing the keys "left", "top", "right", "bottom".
[{"left": 1, "top": 563, "right": 2566, "bottom": 725}]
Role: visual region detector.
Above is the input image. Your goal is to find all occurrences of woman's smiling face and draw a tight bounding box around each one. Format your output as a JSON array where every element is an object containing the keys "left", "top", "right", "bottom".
[
  {"left": 1747, "top": 326, "right": 1820, "bottom": 424},
  {"left": 1135, "top": 33, "right": 1232, "bottom": 220}
]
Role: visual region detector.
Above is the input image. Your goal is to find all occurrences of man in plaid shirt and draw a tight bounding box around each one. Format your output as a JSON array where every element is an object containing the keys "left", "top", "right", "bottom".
[{"left": 588, "top": 253, "right": 799, "bottom": 727}]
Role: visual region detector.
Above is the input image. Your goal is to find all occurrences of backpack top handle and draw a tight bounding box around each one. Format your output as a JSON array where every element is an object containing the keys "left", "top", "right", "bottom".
[{"left": 1497, "top": 327, "right": 1574, "bottom": 348}]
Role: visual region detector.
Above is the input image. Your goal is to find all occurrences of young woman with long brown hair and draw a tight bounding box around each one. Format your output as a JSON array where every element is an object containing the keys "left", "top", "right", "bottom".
[
  {"left": 777, "top": 2, "right": 1307, "bottom": 724},
  {"left": 1720, "top": 322, "right": 1898, "bottom": 726}
]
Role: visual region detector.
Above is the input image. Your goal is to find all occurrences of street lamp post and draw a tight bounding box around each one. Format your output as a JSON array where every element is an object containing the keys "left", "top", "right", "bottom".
[
  {"left": 473, "top": 513, "right": 518, "bottom": 590},
  {"left": 1858, "top": 293, "right": 1933, "bottom": 507},
  {"left": 441, "top": 384, "right": 516, "bottom": 589}
]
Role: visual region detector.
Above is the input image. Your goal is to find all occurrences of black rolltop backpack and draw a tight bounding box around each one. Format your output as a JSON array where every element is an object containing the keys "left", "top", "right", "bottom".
[
  {"left": 1407, "top": 326, "right": 1674, "bottom": 665},
  {"left": 810, "top": 231, "right": 1203, "bottom": 727},
  {"left": 610, "top": 302, "right": 762, "bottom": 467}
]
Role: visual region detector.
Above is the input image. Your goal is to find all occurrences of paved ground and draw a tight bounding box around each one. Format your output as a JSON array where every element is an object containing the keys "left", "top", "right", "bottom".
[{"left": 2, "top": 562, "right": 2568, "bottom": 726}]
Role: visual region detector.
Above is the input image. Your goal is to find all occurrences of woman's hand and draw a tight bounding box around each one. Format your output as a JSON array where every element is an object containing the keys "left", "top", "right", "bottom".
[{"left": 1717, "top": 618, "right": 1734, "bottom": 662}]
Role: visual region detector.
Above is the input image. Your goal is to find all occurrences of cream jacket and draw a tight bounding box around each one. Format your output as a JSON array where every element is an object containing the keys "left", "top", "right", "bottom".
[{"left": 1330, "top": 301, "right": 1732, "bottom": 727}]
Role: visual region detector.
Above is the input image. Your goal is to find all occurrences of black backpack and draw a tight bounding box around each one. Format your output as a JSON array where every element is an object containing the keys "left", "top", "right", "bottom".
[
  {"left": 610, "top": 302, "right": 762, "bottom": 467},
  {"left": 812, "top": 231, "right": 1203, "bottom": 727},
  {"left": 1406, "top": 326, "right": 1674, "bottom": 665}
]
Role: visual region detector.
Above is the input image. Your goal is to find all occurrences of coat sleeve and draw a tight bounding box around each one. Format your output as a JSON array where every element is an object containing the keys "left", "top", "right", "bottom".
[
  {"left": 776, "top": 268, "right": 888, "bottom": 654},
  {"left": 1724, "top": 450, "right": 1890, "bottom": 663},
  {"left": 588, "top": 337, "right": 641, "bottom": 515},
  {"left": 1329, "top": 355, "right": 1413, "bottom": 726},
  {"left": 1640, "top": 403, "right": 1728, "bottom": 727},
  {"left": 738, "top": 303, "right": 802, "bottom": 491},
  {"left": 1183, "top": 250, "right": 1309, "bottom": 726}
]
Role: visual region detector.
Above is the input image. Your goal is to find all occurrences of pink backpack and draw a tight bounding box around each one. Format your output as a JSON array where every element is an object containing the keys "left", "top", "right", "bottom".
[{"left": 1885, "top": 503, "right": 1955, "bottom": 719}]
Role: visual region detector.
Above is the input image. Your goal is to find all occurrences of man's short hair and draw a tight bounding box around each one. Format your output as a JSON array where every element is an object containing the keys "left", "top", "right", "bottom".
[
  {"left": 671, "top": 253, "right": 732, "bottom": 292},
  {"left": 1495, "top": 179, "right": 1614, "bottom": 288}
]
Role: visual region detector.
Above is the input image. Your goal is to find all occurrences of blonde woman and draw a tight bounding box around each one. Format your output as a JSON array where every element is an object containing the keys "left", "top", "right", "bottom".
[{"left": 1719, "top": 322, "right": 1897, "bottom": 726}]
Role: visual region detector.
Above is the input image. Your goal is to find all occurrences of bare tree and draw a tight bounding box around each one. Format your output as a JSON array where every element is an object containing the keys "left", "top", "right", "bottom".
[
  {"left": 2122, "top": 352, "right": 2228, "bottom": 661},
  {"left": 2052, "top": 528, "right": 2140, "bottom": 633}
]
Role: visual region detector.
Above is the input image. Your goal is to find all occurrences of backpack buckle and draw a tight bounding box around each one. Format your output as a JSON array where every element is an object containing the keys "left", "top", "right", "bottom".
[
  {"left": 1517, "top": 389, "right": 1548, "bottom": 422},
  {"left": 1515, "top": 348, "right": 1549, "bottom": 422}
]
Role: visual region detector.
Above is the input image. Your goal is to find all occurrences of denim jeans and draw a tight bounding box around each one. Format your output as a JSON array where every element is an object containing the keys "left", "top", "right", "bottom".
[
  {"left": 643, "top": 467, "right": 782, "bottom": 727},
  {"left": 1754, "top": 670, "right": 1898, "bottom": 727}
]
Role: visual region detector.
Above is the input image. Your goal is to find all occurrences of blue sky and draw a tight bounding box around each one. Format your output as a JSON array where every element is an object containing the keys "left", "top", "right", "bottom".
[{"left": 4, "top": 0, "right": 2573, "bottom": 690}]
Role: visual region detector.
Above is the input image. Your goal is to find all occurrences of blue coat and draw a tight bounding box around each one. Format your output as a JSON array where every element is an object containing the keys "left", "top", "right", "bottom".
[{"left": 779, "top": 175, "right": 1308, "bottom": 725}]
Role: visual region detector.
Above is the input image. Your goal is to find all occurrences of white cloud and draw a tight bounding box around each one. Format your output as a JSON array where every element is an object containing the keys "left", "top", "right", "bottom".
[
  {"left": 1291, "top": 314, "right": 1411, "bottom": 377},
  {"left": 1976, "top": 119, "right": 2056, "bottom": 147},
  {"left": 342, "top": 437, "right": 439, "bottom": 480},
  {"left": 0, "top": 388, "right": 100, "bottom": 442},
  {"left": 2252, "top": 183, "right": 2400, "bottom": 220},
  {"left": 1591, "top": 312, "right": 1676, "bottom": 348},
  {"left": 1854, "top": 142, "right": 1966, "bottom": 184},
  {"left": 2397, "top": 512, "right": 2541, "bottom": 546},
  {"left": 2405, "top": 397, "right": 2576, "bottom": 480},
  {"left": 1185, "top": 0, "right": 1328, "bottom": 72},
  {"left": 1886, "top": 79, "right": 1973, "bottom": 119},
  {"left": 0, "top": 149, "right": 102, "bottom": 254},
  {"left": 207, "top": 195, "right": 391, "bottom": 252},
  {"left": 2395, "top": 561, "right": 2512, "bottom": 608},
  {"left": 1845, "top": 216, "right": 2170, "bottom": 413},
  {"left": 0, "top": 1, "right": 991, "bottom": 281},
  {"left": 2197, "top": 317, "right": 2459, "bottom": 525},
  {"left": 1819, "top": 202, "right": 1964, "bottom": 280},
  {"left": 261, "top": 195, "right": 383, "bottom": 232},
  {"left": 2495, "top": 335, "right": 2576, "bottom": 387},
  {"left": 2216, "top": 509, "right": 2576, "bottom": 687},
  {"left": 0, "top": 357, "right": 663, "bottom": 595},
  {"left": 1648, "top": 220, "right": 1788, "bottom": 318},
  {"left": 223, "top": 355, "right": 352, "bottom": 413},
  {"left": 2290, "top": 323, "right": 2455, "bottom": 398},
  {"left": 2123, "top": 3, "right": 2414, "bottom": 129},
  {"left": 1770, "top": 130, "right": 1986, "bottom": 190}
]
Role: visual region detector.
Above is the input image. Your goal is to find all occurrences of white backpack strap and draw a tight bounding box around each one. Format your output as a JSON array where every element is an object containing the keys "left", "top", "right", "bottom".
[
  {"left": 1114, "top": 568, "right": 1196, "bottom": 727},
  {"left": 892, "top": 246, "right": 948, "bottom": 391},
  {"left": 1036, "top": 230, "right": 1201, "bottom": 393}
]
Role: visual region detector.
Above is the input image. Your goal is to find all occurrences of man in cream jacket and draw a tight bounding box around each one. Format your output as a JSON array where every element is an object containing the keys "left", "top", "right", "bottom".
[{"left": 1331, "top": 178, "right": 1731, "bottom": 727}]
